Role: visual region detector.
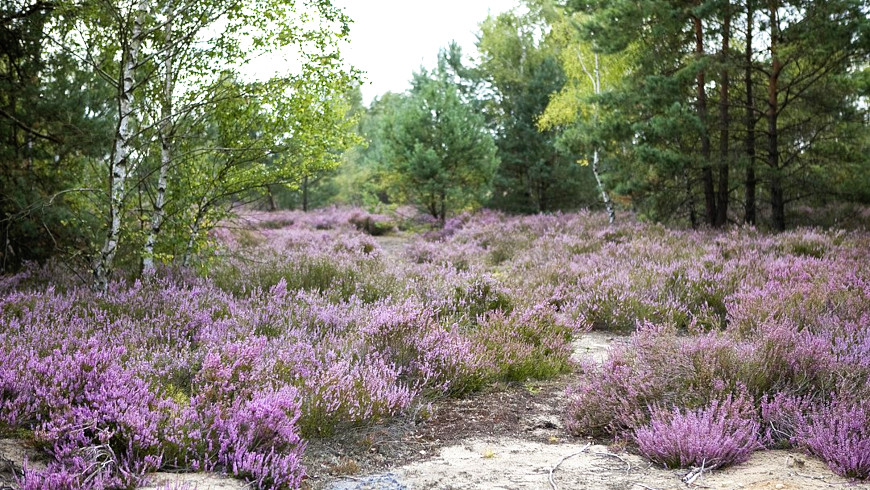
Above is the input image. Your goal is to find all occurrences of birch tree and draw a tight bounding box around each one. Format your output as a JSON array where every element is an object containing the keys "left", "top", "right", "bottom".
[
  {"left": 538, "top": 8, "right": 629, "bottom": 223},
  {"left": 74, "top": 0, "right": 150, "bottom": 292},
  {"left": 45, "top": 0, "right": 357, "bottom": 285},
  {"left": 137, "top": 0, "right": 356, "bottom": 274}
]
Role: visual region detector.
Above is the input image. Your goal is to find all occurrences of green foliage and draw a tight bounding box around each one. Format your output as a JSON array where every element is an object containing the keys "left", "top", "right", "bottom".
[
  {"left": 477, "top": 9, "right": 601, "bottom": 212},
  {"left": 1, "top": 0, "right": 360, "bottom": 279},
  {"left": 374, "top": 60, "right": 499, "bottom": 223},
  {"left": 475, "top": 309, "right": 575, "bottom": 382},
  {"left": 564, "top": 0, "right": 870, "bottom": 228},
  {"left": 0, "top": 4, "right": 114, "bottom": 271},
  {"left": 210, "top": 250, "right": 397, "bottom": 303}
]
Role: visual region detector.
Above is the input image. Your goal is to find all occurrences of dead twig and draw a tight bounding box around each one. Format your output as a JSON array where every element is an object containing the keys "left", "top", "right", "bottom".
[
  {"left": 336, "top": 475, "right": 365, "bottom": 482},
  {"left": 548, "top": 443, "right": 591, "bottom": 490},
  {"left": 795, "top": 472, "right": 831, "bottom": 483},
  {"left": 682, "top": 458, "right": 717, "bottom": 488},
  {"left": 682, "top": 464, "right": 704, "bottom": 485},
  {"left": 593, "top": 451, "right": 632, "bottom": 472},
  {"left": 633, "top": 484, "right": 661, "bottom": 490}
]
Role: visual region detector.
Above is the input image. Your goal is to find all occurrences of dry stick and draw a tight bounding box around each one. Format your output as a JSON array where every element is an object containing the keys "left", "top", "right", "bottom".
[
  {"left": 548, "top": 443, "right": 592, "bottom": 490},
  {"left": 795, "top": 472, "right": 832, "bottom": 483},
  {"left": 593, "top": 451, "right": 632, "bottom": 472},
  {"left": 683, "top": 458, "right": 718, "bottom": 488},
  {"left": 634, "top": 484, "right": 661, "bottom": 490},
  {"left": 683, "top": 460, "right": 705, "bottom": 486}
]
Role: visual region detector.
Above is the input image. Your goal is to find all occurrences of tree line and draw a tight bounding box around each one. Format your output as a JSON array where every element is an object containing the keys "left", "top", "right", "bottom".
[
  {"left": 2, "top": 0, "right": 868, "bottom": 283},
  {"left": 307, "top": 0, "right": 868, "bottom": 231}
]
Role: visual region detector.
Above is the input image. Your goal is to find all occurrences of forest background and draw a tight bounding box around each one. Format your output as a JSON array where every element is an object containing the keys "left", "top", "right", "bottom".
[{"left": 1, "top": 0, "right": 868, "bottom": 287}]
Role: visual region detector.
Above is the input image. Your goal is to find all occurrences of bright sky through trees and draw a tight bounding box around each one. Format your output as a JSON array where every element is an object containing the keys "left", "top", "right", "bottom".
[{"left": 334, "top": 0, "right": 519, "bottom": 103}]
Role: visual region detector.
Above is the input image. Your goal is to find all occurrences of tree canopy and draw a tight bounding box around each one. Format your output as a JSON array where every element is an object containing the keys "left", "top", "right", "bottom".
[
  {"left": 0, "top": 0, "right": 359, "bottom": 285},
  {"left": 2, "top": 0, "right": 868, "bottom": 280},
  {"left": 373, "top": 55, "right": 499, "bottom": 224}
]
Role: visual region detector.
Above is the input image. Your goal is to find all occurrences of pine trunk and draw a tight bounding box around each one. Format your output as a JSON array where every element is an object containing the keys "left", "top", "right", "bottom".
[
  {"left": 744, "top": 0, "right": 757, "bottom": 225},
  {"left": 694, "top": 16, "right": 716, "bottom": 227},
  {"left": 715, "top": 5, "right": 731, "bottom": 227},
  {"left": 687, "top": 173, "right": 698, "bottom": 229},
  {"left": 767, "top": 1, "right": 785, "bottom": 231}
]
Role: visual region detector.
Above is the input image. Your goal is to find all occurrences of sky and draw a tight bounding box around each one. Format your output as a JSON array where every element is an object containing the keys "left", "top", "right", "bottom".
[{"left": 333, "top": 0, "right": 520, "bottom": 104}]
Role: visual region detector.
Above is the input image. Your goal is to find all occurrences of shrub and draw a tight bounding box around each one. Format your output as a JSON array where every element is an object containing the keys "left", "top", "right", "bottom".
[
  {"left": 474, "top": 305, "right": 582, "bottom": 382},
  {"left": 634, "top": 395, "right": 761, "bottom": 470},
  {"left": 794, "top": 398, "right": 870, "bottom": 479},
  {"left": 566, "top": 325, "right": 744, "bottom": 437}
]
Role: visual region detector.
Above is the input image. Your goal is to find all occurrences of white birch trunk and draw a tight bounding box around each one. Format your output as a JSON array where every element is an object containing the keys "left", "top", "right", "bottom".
[
  {"left": 143, "top": 5, "right": 175, "bottom": 276},
  {"left": 591, "top": 53, "right": 615, "bottom": 224},
  {"left": 182, "top": 195, "right": 209, "bottom": 267},
  {"left": 183, "top": 216, "right": 202, "bottom": 267},
  {"left": 577, "top": 50, "right": 615, "bottom": 224},
  {"left": 94, "top": 0, "right": 149, "bottom": 291},
  {"left": 590, "top": 148, "right": 614, "bottom": 224}
]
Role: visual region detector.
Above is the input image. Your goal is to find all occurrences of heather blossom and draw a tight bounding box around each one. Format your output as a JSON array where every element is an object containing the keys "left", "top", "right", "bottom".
[{"left": 2, "top": 207, "right": 868, "bottom": 486}]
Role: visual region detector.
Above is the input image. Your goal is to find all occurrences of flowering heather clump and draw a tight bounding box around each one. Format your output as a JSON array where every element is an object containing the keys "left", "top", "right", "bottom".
[
  {"left": 794, "top": 398, "right": 870, "bottom": 479},
  {"left": 760, "top": 393, "right": 814, "bottom": 447},
  {"left": 2, "top": 207, "right": 869, "bottom": 485},
  {"left": 550, "top": 217, "right": 868, "bottom": 475},
  {"left": 566, "top": 324, "right": 746, "bottom": 437},
  {"left": 634, "top": 395, "right": 761, "bottom": 470}
]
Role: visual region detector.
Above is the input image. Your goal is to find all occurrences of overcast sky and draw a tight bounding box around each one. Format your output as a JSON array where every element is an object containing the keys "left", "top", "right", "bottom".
[{"left": 333, "top": 1, "right": 520, "bottom": 104}]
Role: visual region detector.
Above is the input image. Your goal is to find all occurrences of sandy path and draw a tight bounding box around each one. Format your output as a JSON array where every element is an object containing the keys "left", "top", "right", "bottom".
[{"left": 384, "top": 438, "right": 865, "bottom": 490}]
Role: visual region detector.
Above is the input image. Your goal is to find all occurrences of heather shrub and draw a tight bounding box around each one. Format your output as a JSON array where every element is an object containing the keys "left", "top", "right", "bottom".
[
  {"left": 209, "top": 248, "right": 396, "bottom": 303},
  {"left": 777, "top": 229, "right": 836, "bottom": 258},
  {"left": 450, "top": 276, "right": 513, "bottom": 321},
  {"left": 562, "top": 222, "right": 869, "bottom": 475},
  {"left": 565, "top": 325, "right": 744, "bottom": 436},
  {"left": 793, "top": 398, "right": 870, "bottom": 479},
  {"left": 474, "top": 305, "right": 581, "bottom": 382},
  {"left": 760, "top": 393, "right": 815, "bottom": 447},
  {"left": 634, "top": 394, "right": 761, "bottom": 470},
  {"left": 293, "top": 354, "right": 414, "bottom": 436},
  {"left": 356, "top": 302, "right": 489, "bottom": 395},
  {"left": 726, "top": 255, "right": 869, "bottom": 336},
  {"left": 160, "top": 341, "right": 307, "bottom": 487},
  {"left": 0, "top": 337, "right": 167, "bottom": 488},
  {"left": 348, "top": 212, "right": 395, "bottom": 236},
  {"left": 4, "top": 207, "right": 868, "bottom": 485},
  {"left": 735, "top": 319, "right": 840, "bottom": 397}
]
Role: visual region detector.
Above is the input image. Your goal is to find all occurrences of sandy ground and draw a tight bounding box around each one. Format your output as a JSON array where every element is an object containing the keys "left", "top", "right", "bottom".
[
  {"left": 386, "top": 439, "right": 866, "bottom": 490},
  {"left": 140, "top": 472, "right": 248, "bottom": 489}
]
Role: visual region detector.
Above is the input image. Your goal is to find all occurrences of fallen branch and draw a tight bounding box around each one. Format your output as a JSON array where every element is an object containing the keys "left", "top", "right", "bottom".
[
  {"left": 593, "top": 451, "right": 632, "bottom": 472},
  {"left": 548, "top": 443, "right": 591, "bottom": 490},
  {"left": 682, "top": 458, "right": 717, "bottom": 488},
  {"left": 795, "top": 472, "right": 832, "bottom": 483},
  {"left": 633, "top": 484, "right": 661, "bottom": 490}
]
